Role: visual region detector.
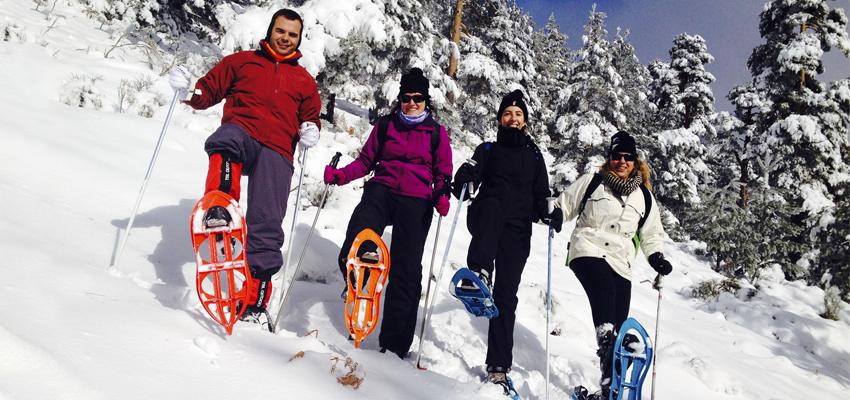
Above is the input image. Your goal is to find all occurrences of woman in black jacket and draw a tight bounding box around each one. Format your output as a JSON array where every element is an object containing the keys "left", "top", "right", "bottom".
[{"left": 451, "top": 90, "right": 561, "bottom": 389}]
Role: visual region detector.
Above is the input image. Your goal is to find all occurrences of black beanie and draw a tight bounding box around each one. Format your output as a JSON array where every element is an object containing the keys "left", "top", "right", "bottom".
[
  {"left": 497, "top": 90, "right": 530, "bottom": 124},
  {"left": 399, "top": 68, "right": 430, "bottom": 97},
  {"left": 265, "top": 9, "right": 303, "bottom": 49},
  {"left": 609, "top": 130, "right": 637, "bottom": 156}
]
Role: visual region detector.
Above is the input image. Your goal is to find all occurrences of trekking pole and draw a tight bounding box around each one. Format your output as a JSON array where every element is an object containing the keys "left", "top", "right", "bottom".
[
  {"left": 545, "top": 197, "right": 557, "bottom": 400},
  {"left": 275, "top": 148, "right": 308, "bottom": 303},
  {"left": 416, "top": 182, "right": 469, "bottom": 370},
  {"left": 650, "top": 274, "right": 662, "bottom": 400},
  {"left": 111, "top": 90, "right": 181, "bottom": 270},
  {"left": 272, "top": 152, "right": 342, "bottom": 332},
  {"left": 414, "top": 215, "right": 441, "bottom": 365}
]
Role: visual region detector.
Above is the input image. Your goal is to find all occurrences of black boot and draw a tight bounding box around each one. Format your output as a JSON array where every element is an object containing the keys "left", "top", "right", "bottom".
[
  {"left": 203, "top": 205, "right": 232, "bottom": 228},
  {"left": 596, "top": 324, "right": 616, "bottom": 399}
]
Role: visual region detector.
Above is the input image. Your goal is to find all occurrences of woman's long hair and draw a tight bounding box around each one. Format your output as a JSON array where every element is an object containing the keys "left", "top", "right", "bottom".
[{"left": 599, "top": 158, "right": 653, "bottom": 191}]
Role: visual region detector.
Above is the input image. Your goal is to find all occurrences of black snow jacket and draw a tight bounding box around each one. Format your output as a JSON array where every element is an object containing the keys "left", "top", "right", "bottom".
[{"left": 455, "top": 127, "right": 551, "bottom": 228}]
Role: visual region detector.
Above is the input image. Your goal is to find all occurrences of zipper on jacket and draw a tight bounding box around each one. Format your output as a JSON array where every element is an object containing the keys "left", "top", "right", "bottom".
[{"left": 274, "top": 62, "right": 280, "bottom": 94}]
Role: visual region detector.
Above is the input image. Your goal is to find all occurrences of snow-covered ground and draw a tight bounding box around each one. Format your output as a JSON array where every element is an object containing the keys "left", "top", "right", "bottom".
[{"left": 1, "top": 2, "right": 849, "bottom": 399}]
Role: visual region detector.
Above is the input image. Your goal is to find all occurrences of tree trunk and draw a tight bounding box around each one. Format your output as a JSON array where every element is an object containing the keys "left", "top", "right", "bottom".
[{"left": 447, "top": 0, "right": 465, "bottom": 79}]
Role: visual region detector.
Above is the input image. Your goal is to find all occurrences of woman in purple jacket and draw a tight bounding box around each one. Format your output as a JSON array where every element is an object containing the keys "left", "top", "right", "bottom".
[{"left": 324, "top": 68, "right": 453, "bottom": 358}]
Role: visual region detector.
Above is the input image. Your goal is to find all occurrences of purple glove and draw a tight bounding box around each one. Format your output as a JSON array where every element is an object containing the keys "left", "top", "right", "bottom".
[
  {"left": 324, "top": 165, "right": 347, "bottom": 185},
  {"left": 435, "top": 195, "right": 450, "bottom": 217}
]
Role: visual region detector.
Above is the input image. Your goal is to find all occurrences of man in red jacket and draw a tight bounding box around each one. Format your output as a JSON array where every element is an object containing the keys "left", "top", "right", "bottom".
[{"left": 169, "top": 9, "right": 322, "bottom": 322}]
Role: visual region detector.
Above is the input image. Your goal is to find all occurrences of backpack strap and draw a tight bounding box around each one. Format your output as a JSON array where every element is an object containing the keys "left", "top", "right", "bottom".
[
  {"left": 637, "top": 184, "right": 652, "bottom": 231},
  {"left": 369, "top": 116, "right": 392, "bottom": 171},
  {"left": 428, "top": 119, "right": 440, "bottom": 156},
  {"left": 632, "top": 184, "right": 653, "bottom": 253},
  {"left": 577, "top": 173, "right": 604, "bottom": 219}
]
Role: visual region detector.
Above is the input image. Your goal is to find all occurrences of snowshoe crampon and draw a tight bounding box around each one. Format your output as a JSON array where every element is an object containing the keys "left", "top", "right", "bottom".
[
  {"left": 344, "top": 228, "right": 390, "bottom": 348},
  {"left": 494, "top": 376, "right": 521, "bottom": 400},
  {"left": 190, "top": 190, "right": 251, "bottom": 335},
  {"left": 611, "top": 317, "right": 654, "bottom": 400},
  {"left": 450, "top": 267, "right": 498, "bottom": 318}
]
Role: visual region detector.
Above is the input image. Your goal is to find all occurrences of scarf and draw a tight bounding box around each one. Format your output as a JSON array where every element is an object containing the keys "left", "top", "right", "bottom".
[
  {"left": 603, "top": 171, "right": 642, "bottom": 196},
  {"left": 260, "top": 40, "right": 300, "bottom": 63},
  {"left": 398, "top": 110, "right": 430, "bottom": 126}
]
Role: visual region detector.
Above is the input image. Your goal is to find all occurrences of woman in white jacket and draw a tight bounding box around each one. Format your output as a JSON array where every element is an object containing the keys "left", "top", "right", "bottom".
[{"left": 556, "top": 131, "right": 672, "bottom": 400}]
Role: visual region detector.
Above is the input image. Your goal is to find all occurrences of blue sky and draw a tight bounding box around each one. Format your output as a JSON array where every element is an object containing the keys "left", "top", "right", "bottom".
[{"left": 515, "top": 0, "right": 850, "bottom": 111}]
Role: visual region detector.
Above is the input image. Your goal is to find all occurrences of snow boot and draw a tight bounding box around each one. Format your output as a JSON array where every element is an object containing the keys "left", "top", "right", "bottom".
[
  {"left": 240, "top": 276, "right": 273, "bottom": 332},
  {"left": 459, "top": 268, "right": 491, "bottom": 291},
  {"left": 570, "top": 386, "right": 606, "bottom": 400},
  {"left": 203, "top": 205, "right": 232, "bottom": 228},
  {"left": 596, "top": 324, "right": 616, "bottom": 399},
  {"left": 487, "top": 367, "right": 520, "bottom": 399}
]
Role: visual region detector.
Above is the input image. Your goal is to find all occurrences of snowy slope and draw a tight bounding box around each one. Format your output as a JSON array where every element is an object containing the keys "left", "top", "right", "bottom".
[{"left": 1, "top": 2, "right": 849, "bottom": 400}]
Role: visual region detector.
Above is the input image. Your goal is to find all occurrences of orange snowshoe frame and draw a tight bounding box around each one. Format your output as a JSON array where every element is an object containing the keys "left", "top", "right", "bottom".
[
  {"left": 190, "top": 190, "right": 252, "bottom": 335},
  {"left": 344, "top": 228, "right": 391, "bottom": 348}
]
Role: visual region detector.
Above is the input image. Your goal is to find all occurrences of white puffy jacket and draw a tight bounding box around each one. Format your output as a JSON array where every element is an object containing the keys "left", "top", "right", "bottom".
[{"left": 556, "top": 173, "right": 667, "bottom": 280}]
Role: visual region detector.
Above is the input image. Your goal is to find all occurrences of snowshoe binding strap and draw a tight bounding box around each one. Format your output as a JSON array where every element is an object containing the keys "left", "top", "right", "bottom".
[
  {"left": 190, "top": 190, "right": 251, "bottom": 335},
  {"left": 494, "top": 376, "right": 521, "bottom": 400},
  {"left": 610, "top": 317, "right": 654, "bottom": 400},
  {"left": 344, "top": 228, "right": 391, "bottom": 348},
  {"left": 450, "top": 268, "right": 499, "bottom": 319}
]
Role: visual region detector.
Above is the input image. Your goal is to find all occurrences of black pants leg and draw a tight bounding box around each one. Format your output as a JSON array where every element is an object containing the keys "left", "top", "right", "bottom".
[
  {"left": 570, "top": 257, "right": 632, "bottom": 390},
  {"left": 466, "top": 197, "right": 505, "bottom": 275},
  {"left": 569, "top": 257, "right": 632, "bottom": 333},
  {"left": 378, "top": 195, "right": 432, "bottom": 355},
  {"left": 484, "top": 224, "right": 531, "bottom": 370},
  {"left": 338, "top": 183, "right": 391, "bottom": 278}
]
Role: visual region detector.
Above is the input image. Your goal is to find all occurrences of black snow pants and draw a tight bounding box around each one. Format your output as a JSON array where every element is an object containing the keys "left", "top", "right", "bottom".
[
  {"left": 337, "top": 182, "right": 433, "bottom": 356},
  {"left": 466, "top": 196, "right": 532, "bottom": 371},
  {"left": 569, "top": 256, "right": 632, "bottom": 391}
]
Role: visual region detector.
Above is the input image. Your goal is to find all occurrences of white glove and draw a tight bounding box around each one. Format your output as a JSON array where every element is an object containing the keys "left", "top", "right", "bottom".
[
  {"left": 168, "top": 66, "right": 192, "bottom": 93},
  {"left": 298, "top": 121, "right": 320, "bottom": 148}
]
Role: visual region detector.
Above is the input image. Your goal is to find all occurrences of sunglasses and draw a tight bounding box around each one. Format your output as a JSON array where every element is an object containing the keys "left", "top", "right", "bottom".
[
  {"left": 399, "top": 94, "right": 427, "bottom": 103},
  {"left": 610, "top": 152, "right": 636, "bottom": 161}
]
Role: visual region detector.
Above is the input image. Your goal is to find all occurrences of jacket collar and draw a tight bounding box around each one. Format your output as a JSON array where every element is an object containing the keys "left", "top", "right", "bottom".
[{"left": 259, "top": 40, "right": 302, "bottom": 64}]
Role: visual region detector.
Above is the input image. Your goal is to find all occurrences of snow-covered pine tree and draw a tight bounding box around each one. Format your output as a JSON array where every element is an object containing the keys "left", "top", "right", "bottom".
[
  {"left": 647, "top": 59, "right": 678, "bottom": 131},
  {"left": 745, "top": 0, "right": 850, "bottom": 280},
  {"left": 531, "top": 13, "right": 570, "bottom": 150},
  {"left": 610, "top": 29, "right": 653, "bottom": 142},
  {"left": 456, "top": 0, "right": 538, "bottom": 143},
  {"left": 813, "top": 78, "right": 850, "bottom": 299},
  {"left": 648, "top": 33, "right": 715, "bottom": 232},
  {"left": 550, "top": 5, "right": 624, "bottom": 192},
  {"left": 319, "top": 0, "right": 460, "bottom": 132}
]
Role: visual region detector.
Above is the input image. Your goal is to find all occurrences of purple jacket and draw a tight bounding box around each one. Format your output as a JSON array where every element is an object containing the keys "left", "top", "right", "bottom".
[{"left": 339, "top": 113, "right": 453, "bottom": 200}]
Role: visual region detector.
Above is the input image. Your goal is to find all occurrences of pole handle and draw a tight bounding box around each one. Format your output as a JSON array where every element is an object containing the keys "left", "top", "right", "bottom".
[{"left": 329, "top": 152, "right": 342, "bottom": 168}]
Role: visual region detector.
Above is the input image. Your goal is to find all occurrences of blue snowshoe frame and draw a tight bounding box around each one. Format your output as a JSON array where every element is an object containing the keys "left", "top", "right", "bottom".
[
  {"left": 450, "top": 268, "right": 499, "bottom": 319},
  {"left": 610, "top": 317, "right": 654, "bottom": 400},
  {"left": 500, "top": 376, "right": 521, "bottom": 400}
]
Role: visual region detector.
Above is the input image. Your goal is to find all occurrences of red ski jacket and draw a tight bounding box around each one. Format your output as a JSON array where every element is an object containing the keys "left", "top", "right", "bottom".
[{"left": 186, "top": 42, "right": 321, "bottom": 161}]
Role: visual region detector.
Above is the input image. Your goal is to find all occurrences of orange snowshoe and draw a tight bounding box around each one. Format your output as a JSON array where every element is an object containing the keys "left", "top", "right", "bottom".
[
  {"left": 189, "top": 190, "right": 251, "bottom": 335},
  {"left": 344, "top": 228, "right": 391, "bottom": 348}
]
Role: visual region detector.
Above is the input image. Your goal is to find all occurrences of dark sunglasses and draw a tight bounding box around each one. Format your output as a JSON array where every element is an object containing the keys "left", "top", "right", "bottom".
[
  {"left": 399, "top": 94, "right": 427, "bottom": 103},
  {"left": 610, "top": 152, "right": 636, "bottom": 161}
]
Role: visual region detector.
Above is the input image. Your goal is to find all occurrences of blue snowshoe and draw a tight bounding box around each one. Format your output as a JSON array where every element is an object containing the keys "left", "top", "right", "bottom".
[
  {"left": 610, "top": 317, "right": 654, "bottom": 400},
  {"left": 450, "top": 267, "right": 498, "bottom": 318},
  {"left": 499, "top": 376, "right": 521, "bottom": 400},
  {"left": 488, "top": 372, "right": 521, "bottom": 400}
]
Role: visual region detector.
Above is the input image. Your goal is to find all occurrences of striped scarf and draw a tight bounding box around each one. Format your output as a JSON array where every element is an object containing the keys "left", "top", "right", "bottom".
[{"left": 603, "top": 171, "right": 642, "bottom": 196}]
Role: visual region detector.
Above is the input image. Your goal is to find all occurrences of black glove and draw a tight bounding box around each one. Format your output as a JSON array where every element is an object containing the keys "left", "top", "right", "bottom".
[
  {"left": 451, "top": 163, "right": 477, "bottom": 200},
  {"left": 540, "top": 208, "right": 563, "bottom": 233},
  {"left": 648, "top": 252, "right": 673, "bottom": 276}
]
